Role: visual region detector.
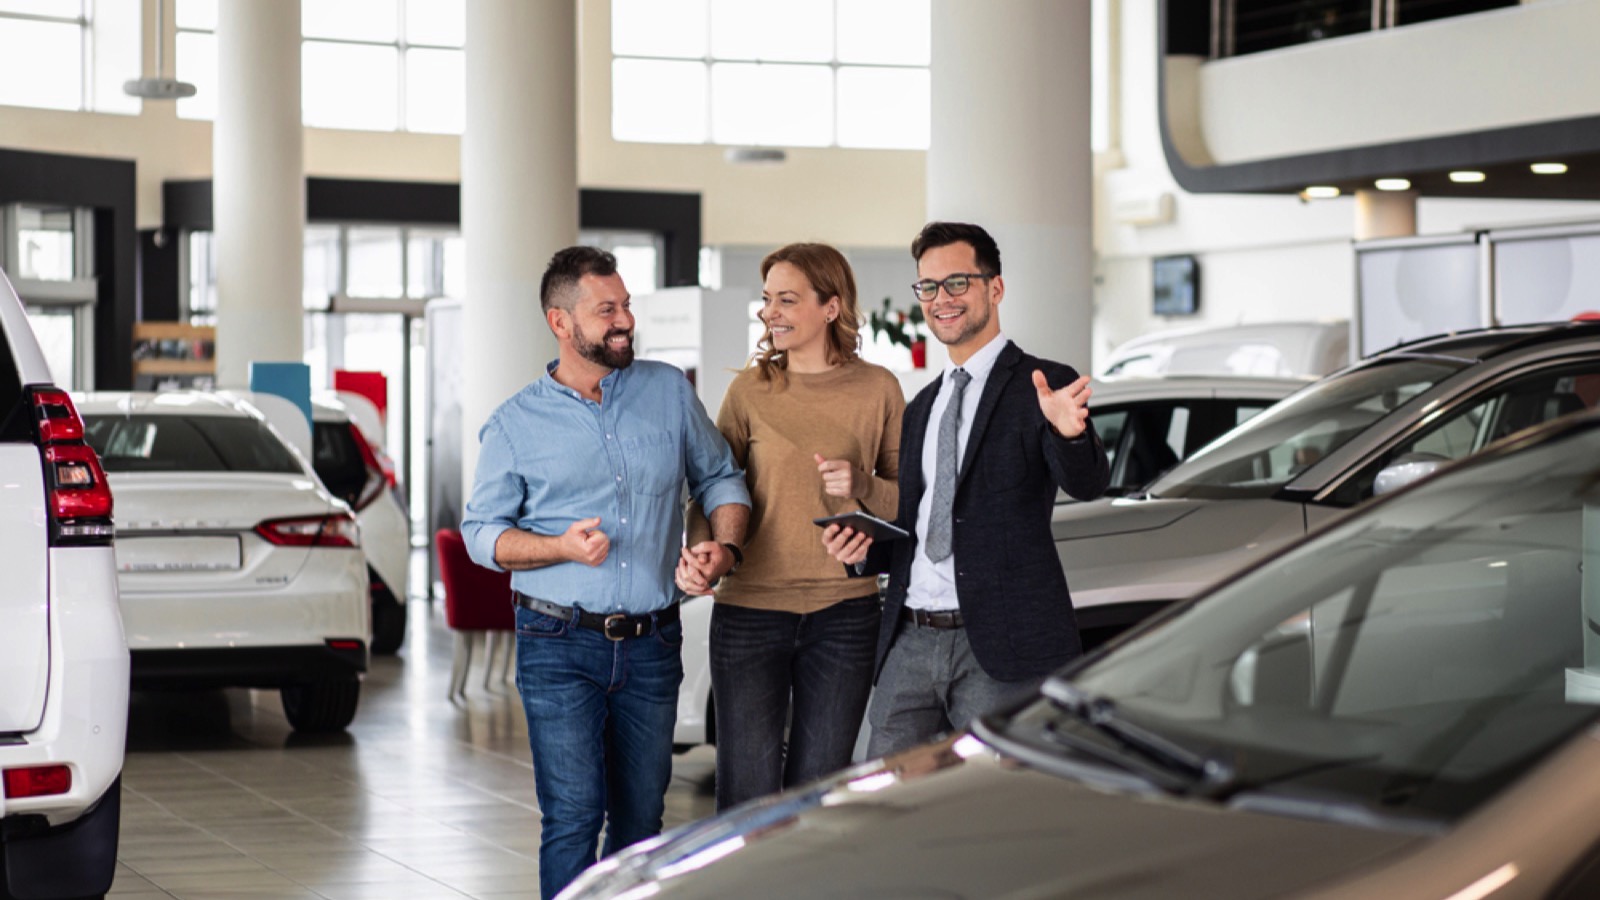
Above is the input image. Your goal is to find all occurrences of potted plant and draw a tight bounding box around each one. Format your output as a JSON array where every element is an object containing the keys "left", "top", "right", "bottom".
[{"left": 867, "top": 297, "right": 929, "bottom": 368}]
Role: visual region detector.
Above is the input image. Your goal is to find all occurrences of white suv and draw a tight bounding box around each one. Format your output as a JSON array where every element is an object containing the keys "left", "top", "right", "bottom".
[{"left": 0, "top": 271, "right": 127, "bottom": 900}]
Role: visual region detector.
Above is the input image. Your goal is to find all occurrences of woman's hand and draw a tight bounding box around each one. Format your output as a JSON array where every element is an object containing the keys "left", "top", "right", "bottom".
[
  {"left": 821, "top": 523, "right": 873, "bottom": 566},
  {"left": 815, "top": 453, "right": 866, "bottom": 499}
]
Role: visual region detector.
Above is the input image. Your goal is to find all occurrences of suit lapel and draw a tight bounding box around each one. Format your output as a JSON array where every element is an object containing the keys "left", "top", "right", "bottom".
[
  {"left": 901, "top": 377, "right": 938, "bottom": 518},
  {"left": 958, "top": 341, "right": 1020, "bottom": 488}
]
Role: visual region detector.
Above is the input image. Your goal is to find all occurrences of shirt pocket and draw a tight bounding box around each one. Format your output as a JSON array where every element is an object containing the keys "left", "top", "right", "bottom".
[{"left": 623, "top": 430, "right": 680, "bottom": 496}]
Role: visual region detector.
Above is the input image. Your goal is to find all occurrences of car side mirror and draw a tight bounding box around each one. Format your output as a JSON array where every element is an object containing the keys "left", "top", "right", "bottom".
[{"left": 1373, "top": 453, "right": 1447, "bottom": 496}]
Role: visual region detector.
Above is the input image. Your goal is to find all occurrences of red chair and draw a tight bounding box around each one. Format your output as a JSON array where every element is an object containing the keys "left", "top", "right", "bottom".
[{"left": 435, "top": 528, "right": 515, "bottom": 700}]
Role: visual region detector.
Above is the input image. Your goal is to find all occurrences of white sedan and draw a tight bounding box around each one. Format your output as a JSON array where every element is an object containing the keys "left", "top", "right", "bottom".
[{"left": 76, "top": 391, "right": 370, "bottom": 733}]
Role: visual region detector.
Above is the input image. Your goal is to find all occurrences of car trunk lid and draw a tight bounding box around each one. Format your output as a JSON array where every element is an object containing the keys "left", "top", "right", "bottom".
[{"left": 0, "top": 444, "right": 50, "bottom": 733}]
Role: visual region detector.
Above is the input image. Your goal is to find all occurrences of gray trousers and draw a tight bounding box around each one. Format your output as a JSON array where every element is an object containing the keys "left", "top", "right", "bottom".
[{"left": 866, "top": 619, "right": 1029, "bottom": 758}]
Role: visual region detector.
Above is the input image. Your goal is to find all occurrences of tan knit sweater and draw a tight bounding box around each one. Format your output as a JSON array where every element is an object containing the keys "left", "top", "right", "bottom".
[{"left": 689, "top": 360, "right": 903, "bottom": 614}]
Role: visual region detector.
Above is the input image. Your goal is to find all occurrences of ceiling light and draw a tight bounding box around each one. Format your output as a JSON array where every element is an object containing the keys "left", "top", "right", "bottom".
[
  {"left": 1302, "top": 185, "right": 1340, "bottom": 199},
  {"left": 1530, "top": 162, "right": 1568, "bottom": 175},
  {"left": 1374, "top": 178, "right": 1411, "bottom": 191},
  {"left": 1449, "top": 171, "right": 1486, "bottom": 183}
]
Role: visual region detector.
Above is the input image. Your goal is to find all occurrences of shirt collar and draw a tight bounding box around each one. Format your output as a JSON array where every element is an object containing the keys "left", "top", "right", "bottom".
[
  {"left": 942, "top": 332, "right": 1008, "bottom": 385},
  {"left": 542, "top": 359, "right": 625, "bottom": 400}
]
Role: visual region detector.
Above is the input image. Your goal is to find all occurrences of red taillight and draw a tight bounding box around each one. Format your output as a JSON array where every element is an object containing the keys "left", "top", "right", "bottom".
[
  {"left": 347, "top": 423, "right": 388, "bottom": 510},
  {"left": 29, "top": 387, "right": 114, "bottom": 545},
  {"left": 45, "top": 443, "right": 115, "bottom": 521},
  {"left": 30, "top": 388, "right": 84, "bottom": 443},
  {"left": 256, "top": 513, "right": 361, "bottom": 548},
  {"left": 326, "top": 639, "right": 364, "bottom": 651},
  {"left": 3, "top": 765, "right": 72, "bottom": 799}
]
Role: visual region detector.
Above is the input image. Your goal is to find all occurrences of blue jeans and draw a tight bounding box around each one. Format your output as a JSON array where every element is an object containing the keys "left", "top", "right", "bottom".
[
  {"left": 709, "top": 594, "right": 879, "bottom": 811},
  {"left": 514, "top": 606, "right": 684, "bottom": 900}
]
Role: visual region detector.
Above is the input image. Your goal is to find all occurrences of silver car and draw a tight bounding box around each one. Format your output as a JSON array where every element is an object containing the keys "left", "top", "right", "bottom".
[
  {"left": 1061, "top": 321, "right": 1600, "bottom": 647},
  {"left": 562, "top": 407, "right": 1600, "bottom": 900}
]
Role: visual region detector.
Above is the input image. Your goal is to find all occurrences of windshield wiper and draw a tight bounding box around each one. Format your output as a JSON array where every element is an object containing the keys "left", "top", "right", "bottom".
[{"left": 1042, "top": 679, "right": 1233, "bottom": 791}]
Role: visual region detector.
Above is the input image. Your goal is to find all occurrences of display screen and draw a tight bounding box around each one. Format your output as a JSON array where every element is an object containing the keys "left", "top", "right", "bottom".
[{"left": 1153, "top": 255, "right": 1200, "bottom": 316}]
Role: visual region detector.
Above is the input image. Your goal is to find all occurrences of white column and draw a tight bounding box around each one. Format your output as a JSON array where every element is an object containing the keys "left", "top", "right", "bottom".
[
  {"left": 1354, "top": 189, "right": 1418, "bottom": 241},
  {"left": 926, "top": 0, "right": 1093, "bottom": 371},
  {"left": 213, "top": 0, "right": 303, "bottom": 388},
  {"left": 461, "top": 0, "right": 578, "bottom": 491}
]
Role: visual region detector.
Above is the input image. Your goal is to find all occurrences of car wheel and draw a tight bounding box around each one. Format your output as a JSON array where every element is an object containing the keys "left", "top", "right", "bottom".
[
  {"left": 280, "top": 679, "right": 361, "bottom": 733},
  {"left": 370, "top": 580, "right": 407, "bottom": 656}
]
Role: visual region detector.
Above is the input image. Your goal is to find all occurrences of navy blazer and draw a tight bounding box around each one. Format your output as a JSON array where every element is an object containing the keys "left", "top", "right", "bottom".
[{"left": 866, "top": 340, "right": 1110, "bottom": 683}]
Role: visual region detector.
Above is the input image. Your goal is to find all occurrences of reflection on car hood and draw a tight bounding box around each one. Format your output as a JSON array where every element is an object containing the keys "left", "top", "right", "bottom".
[
  {"left": 566, "top": 735, "right": 1421, "bottom": 899},
  {"left": 1052, "top": 496, "right": 1202, "bottom": 540}
]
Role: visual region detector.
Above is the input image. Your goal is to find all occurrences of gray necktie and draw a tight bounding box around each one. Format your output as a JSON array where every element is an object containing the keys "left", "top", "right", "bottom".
[{"left": 924, "top": 368, "right": 971, "bottom": 563}]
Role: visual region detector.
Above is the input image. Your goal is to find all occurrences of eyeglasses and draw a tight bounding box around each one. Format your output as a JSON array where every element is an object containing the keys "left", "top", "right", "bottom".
[{"left": 911, "top": 273, "right": 993, "bottom": 303}]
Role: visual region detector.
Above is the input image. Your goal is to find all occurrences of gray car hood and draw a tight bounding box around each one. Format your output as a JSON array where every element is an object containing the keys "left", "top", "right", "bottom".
[
  {"left": 568, "top": 736, "right": 1423, "bottom": 899},
  {"left": 1053, "top": 497, "right": 1308, "bottom": 610}
]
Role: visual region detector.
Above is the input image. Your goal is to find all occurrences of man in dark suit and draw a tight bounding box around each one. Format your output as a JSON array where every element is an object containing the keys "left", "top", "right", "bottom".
[{"left": 823, "top": 221, "right": 1110, "bottom": 757}]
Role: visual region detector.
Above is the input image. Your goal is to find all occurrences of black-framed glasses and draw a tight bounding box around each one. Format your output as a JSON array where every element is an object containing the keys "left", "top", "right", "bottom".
[{"left": 911, "top": 273, "right": 992, "bottom": 302}]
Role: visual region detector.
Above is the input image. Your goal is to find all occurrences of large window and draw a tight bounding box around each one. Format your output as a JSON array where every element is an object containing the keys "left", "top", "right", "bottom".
[
  {"left": 611, "top": 0, "right": 930, "bottom": 150},
  {"left": 2, "top": 204, "right": 97, "bottom": 390},
  {"left": 176, "top": 0, "right": 464, "bottom": 133},
  {"left": 0, "top": 0, "right": 139, "bottom": 114}
]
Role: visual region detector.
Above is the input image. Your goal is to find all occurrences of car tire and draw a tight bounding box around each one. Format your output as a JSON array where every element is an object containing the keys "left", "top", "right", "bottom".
[
  {"left": 0, "top": 776, "right": 120, "bottom": 900},
  {"left": 370, "top": 581, "right": 407, "bottom": 656},
  {"left": 280, "top": 679, "right": 361, "bottom": 733}
]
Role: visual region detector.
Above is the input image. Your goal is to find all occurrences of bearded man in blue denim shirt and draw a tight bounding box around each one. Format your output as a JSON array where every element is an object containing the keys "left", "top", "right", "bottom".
[{"left": 463, "top": 246, "right": 750, "bottom": 899}]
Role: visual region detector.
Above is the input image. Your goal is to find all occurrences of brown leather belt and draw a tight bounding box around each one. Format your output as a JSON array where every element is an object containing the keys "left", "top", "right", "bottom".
[
  {"left": 515, "top": 592, "right": 680, "bottom": 640},
  {"left": 902, "top": 607, "right": 964, "bottom": 629}
]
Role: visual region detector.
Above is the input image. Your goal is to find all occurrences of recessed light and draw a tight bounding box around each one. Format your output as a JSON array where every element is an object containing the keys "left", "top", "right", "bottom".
[
  {"left": 1449, "top": 171, "right": 1486, "bottom": 183},
  {"left": 1374, "top": 178, "right": 1411, "bottom": 191},
  {"left": 1531, "top": 162, "right": 1568, "bottom": 175},
  {"left": 1303, "top": 185, "right": 1341, "bottom": 199}
]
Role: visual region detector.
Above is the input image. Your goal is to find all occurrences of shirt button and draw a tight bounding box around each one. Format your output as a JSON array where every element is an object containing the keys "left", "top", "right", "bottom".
[
  {"left": 616, "top": 475, "right": 623, "bottom": 482},
  {"left": 621, "top": 517, "right": 628, "bottom": 524},
  {"left": 621, "top": 562, "right": 628, "bottom": 568},
  {"left": 606, "top": 434, "right": 614, "bottom": 440}
]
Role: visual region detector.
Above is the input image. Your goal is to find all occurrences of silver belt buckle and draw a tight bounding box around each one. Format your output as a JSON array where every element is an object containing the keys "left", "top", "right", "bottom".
[{"left": 603, "top": 613, "right": 631, "bottom": 641}]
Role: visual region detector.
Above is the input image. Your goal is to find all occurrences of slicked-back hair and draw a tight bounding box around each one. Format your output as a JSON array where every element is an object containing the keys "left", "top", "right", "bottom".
[
  {"left": 540, "top": 246, "right": 619, "bottom": 312},
  {"left": 752, "top": 242, "right": 862, "bottom": 384},
  {"left": 911, "top": 222, "right": 1002, "bottom": 276}
]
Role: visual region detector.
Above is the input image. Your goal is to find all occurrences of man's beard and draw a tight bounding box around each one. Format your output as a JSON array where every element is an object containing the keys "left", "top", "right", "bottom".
[{"left": 574, "top": 320, "right": 635, "bottom": 369}]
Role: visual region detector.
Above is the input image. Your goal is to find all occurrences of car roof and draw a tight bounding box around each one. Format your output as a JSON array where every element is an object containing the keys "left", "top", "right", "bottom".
[
  {"left": 1368, "top": 320, "right": 1600, "bottom": 363},
  {"left": 1092, "top": 374, "right": 1311, "bottom": 403},
  {"left": 73, "top": 391, "right": 260, "bottom": 418}
]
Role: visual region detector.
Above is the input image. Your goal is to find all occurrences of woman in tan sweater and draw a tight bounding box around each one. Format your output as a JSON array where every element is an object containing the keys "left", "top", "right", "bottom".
[{"left": 686, "top": 242, "right": 904, "bottom": 811}]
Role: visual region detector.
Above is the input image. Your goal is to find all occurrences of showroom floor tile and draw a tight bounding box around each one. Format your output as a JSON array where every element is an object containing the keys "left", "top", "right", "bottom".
[{"left": 108, "top": 584, "right": 718, "bottom": 899}]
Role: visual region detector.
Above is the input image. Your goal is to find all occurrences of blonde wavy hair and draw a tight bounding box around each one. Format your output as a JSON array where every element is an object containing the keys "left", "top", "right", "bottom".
[{"left": 751, "top": 243, "right": 862, "bottom": 384}]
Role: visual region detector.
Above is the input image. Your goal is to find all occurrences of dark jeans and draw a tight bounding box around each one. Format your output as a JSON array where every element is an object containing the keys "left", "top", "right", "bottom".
[
  {"left": 709, "top": 594, "right": 879, "bottom": 811},
  {"left": 513, "top": 606, "right": 684, "bottom": 900}
]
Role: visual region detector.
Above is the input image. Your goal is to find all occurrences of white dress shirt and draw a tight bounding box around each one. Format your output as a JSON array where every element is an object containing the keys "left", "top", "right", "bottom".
[{"left": 905, "top": 333, "right": 1009, "bottom": 612}]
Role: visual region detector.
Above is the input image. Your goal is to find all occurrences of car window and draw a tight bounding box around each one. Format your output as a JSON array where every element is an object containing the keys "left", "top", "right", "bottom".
[
  {"left": 1060, "top": 428, "right": 1600, "bottom": 825},
  {"left": 1146, "top": 359, "right": 1461, "bottom": 500},
  {"left": 0, "top": 331, "right": 22, "bottom": 441},
  {"left": 84, "top": 414, "right": 303, "bottom": 474},
  {"left": 1326, "top": 361, "right": 1600, "bottom": 506},
  {"left": 1090, "top": 408, "right": 1129, "bottom": 475},
  {"left": 313, "top": 420, "right": 370, "bottom": 506}
]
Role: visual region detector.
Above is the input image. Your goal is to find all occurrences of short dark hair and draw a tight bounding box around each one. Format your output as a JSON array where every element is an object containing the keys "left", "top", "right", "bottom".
[
  {"left": 911, "top": 222, "right": 1002, "bottom": 276},
  {"left": 540, "top": 246, "right": 619, "bottom": 312}
]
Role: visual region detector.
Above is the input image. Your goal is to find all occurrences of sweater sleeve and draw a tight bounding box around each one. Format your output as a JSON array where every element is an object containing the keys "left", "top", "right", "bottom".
[{"left": 856, "top": 372, "right": 904, "bottom": 519}]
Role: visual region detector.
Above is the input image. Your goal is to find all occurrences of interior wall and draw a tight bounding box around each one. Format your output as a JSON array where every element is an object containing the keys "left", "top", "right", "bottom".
[{"left": 1093, "top": 0, "right": 1600, "bottom": 368}]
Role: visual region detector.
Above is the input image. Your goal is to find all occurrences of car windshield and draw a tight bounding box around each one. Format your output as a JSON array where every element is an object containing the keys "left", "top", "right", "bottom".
[
  {"left": 84, "top": 414, "right": 303, "bottom": 474},
  {"left": 1016, "top": 422, "right": 1600, "bottom": 827},
  {"left": 1145, "top": 358, "right": 1465, "bottom": 500}
]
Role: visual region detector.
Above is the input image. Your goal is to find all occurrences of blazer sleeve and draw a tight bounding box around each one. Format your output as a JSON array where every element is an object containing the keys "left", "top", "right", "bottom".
[{"left": 1036, "top": 363, "right": 1112, "bottom": 502}]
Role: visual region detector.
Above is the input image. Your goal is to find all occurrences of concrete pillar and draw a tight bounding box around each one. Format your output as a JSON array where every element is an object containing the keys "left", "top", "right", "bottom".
[
  {"left": 461, "top": 0, "right": 578, "bottom": 490},
  {"left": 213, "top": 0, "right": 303, "bottom": 388},
  {"left": 1354, "top": 189, "right": 1418, "bottom": 241},
  {"left": 926, "top": 0, "right": 1093, "bottom": 371}
]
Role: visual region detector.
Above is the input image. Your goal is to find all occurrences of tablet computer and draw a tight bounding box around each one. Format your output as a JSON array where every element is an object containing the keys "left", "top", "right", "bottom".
[{"left": 812, "top": 511, "right": 910, "bottom": 542}]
